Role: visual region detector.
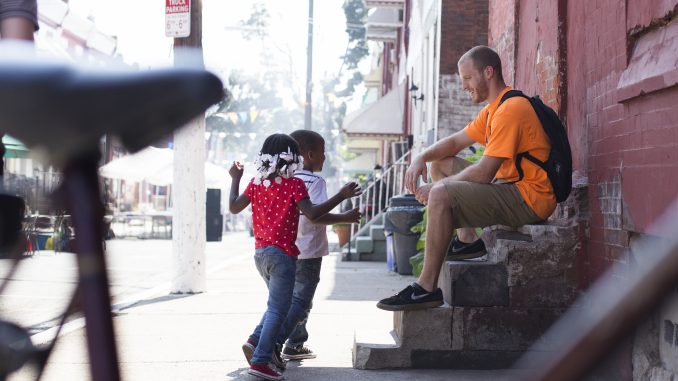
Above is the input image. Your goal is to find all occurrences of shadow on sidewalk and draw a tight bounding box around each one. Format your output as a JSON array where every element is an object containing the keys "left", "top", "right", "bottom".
[
  {"left": 325, "top": 252, "right": 413, "bottom": 302},
  {"left": 225, "top": 364, "right": 508, "bottom": 381},
  {"left": 119, "top": 293, "right": 192, "bottom": 311}
]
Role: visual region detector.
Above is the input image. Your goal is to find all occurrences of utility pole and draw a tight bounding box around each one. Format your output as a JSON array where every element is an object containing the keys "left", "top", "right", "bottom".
[
  {"left": 171, "top": 0, "right": 206, "bottom": 293},
  {"left": 304, "top": 0, "right": 314, "bottom": 130}
]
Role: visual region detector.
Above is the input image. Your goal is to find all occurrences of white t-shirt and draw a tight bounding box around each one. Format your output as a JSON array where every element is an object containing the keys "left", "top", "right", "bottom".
[{"left": 295, "top": 170, "right": 329, "bottom": 259}]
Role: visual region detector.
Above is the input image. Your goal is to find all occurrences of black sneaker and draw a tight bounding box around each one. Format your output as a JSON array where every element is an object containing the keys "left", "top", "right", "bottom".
[
  {"left": 271, "top": 344, "right": 286, "bottom": 371},
  {"left": 376, "top": 283, "right": 443, "bottom": 311},
  {"left": 282, "top": 345, "right": 317, "bottom": 360},
  {"left": 446, "top": 237, "right": 487, "bottom": 260}
]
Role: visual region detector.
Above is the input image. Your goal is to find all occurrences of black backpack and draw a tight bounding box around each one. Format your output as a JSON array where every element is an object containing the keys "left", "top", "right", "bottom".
[{"left": 498, "top": 90, "right": 572, "bottom": 203}]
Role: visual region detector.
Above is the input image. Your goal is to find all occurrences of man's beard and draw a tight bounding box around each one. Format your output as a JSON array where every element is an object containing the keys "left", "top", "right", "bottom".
[{"left": 473, "top": 80, "right": 489, "bottom": 103}]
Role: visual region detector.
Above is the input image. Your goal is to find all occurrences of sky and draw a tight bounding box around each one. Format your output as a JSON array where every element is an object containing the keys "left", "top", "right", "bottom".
[{"left": 68, "top": 0, "right": 354, "bottom": 101}]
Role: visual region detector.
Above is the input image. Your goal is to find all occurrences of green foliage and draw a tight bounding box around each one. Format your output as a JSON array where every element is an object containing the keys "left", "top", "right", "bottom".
[
  {"left": 239, "top": 3, "right": 269, "bottom": 40},
  {"left": 408, "top": 206, "right": 484, "bottom": 277},
  {"left": 466, "top": 146, "right": 485, "bottom": 163},
  {"left": 409, "top": 251, "right": 424, "bottom": 277},
  {"left": 411, "top": 207, "right": 427, "bottom": 251},
  {"left": 337, "top": 0, "right": 368, "bottom": 98}
]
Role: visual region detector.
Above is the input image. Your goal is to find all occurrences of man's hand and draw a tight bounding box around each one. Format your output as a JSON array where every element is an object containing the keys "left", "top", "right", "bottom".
[
  {"left": 414, "top": 183, "right": 434, "bottom": 205},
  {"left": 342, "top": 208, "right": 361, "bottom": 224},
  {"left": 405, "top": 157, "right": 428, "bottom": 194},
  {"left": 339, "top": 182, "right": 362, "bottom": 199},
  {"left": 229, "top": 161, "right": 243, "bottom": 180}
]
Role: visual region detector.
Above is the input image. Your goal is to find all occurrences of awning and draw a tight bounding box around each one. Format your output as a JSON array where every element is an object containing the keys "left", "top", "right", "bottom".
[
  {"left": 2, "top": 135, "right": 29, "bottom": 159},
  {"left": 366, "top": 8, "right": 401, "bottom": 42},
  {"left": 342, "top": 86, "right": 404, "bottom": 137}
]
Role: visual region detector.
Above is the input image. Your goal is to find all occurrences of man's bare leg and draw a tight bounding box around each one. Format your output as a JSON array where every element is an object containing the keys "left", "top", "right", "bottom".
[
  {"left": 0, "top": 17, "right": 35, "bottom": 40},
  {"left": 417, "top": 183, "right": 454, "bottom": 292},
  {"left": 429, "top": 157, "right": 478, "bottom": 243}
]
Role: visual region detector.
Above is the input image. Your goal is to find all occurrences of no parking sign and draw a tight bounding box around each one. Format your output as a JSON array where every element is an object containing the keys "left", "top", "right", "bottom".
[{"left": 165, "top": 0, "right": 190, "bottom": 38}]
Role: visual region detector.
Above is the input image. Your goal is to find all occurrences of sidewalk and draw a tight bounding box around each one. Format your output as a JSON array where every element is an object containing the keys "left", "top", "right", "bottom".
[{"left": 11, "top": 234, "right": 518, "bottom": 381}]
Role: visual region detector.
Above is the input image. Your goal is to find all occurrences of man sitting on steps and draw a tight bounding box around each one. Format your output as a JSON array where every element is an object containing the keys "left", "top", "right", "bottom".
[{"left": 377, "top": 45, "right": 556, "bottom": 311}]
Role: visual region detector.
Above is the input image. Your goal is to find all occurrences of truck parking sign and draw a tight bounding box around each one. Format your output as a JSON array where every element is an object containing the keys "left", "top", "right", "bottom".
[{"left": 165, "top": 0, "right": 190, "bottom": 38}]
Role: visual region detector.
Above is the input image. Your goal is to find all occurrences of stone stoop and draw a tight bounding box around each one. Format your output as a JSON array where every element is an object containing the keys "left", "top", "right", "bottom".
[
  {"left": 353, "top": 223, "right": 579, "bottom": 370},
  {"left": 342, "top": 224, "right": 387, "bottom": 262}
]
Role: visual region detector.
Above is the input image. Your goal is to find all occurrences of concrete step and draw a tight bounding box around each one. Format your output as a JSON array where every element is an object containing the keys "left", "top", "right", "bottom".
[
  {"left": 439, "top": 260, "right": 508, "bottom": 307},
  {"left": 353, "top": 223, "right": 581, "bottom": 369},
  {"left": 355, "top": 305, "right": 564, "bottom": 369},
  {"left": 370, "top": 224, "right": 386, "bottom": 241},
  {"left": 355, "top": 236, "right": 373, "bottom": 254},
  {"left": 360, "top": 240, "right": 387, "bottom": 262},
  {"left": 341, "top": 245, "right": 360, "bottom": 262}
]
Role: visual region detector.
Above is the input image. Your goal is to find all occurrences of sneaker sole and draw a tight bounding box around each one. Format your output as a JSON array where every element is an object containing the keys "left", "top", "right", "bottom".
[
  {"left": 242, "top": 343, "right": 255, "bottom": 365},
  {"left": 247, "top": 368, "right": 284, "bottom": 381},
  {"left": 376, "top": 299, "right": 443, "bottom": 311},
  {"left": 282, "top": 353, "right": 317, "bottom": 360},
  {"left": 445, "top": 250, "right": 487, "bottom": 261}
]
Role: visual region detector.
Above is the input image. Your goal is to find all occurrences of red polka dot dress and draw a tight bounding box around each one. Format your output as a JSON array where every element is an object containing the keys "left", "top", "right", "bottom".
[{"left": 244, "top": 176, "right": 309, "bottom": 256}]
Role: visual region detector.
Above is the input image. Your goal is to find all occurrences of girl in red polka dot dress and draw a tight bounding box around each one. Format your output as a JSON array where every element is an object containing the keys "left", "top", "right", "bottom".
[{"left": 228, "top": 133, "right": 361, "bottom": 381}]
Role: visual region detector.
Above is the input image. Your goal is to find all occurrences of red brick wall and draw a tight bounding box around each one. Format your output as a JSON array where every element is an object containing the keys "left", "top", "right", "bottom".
[
  {"left": 439, "top": 0, "right": 488, "bottom": 75},
  {"left": 488, "top": 0, "right": 678, "bottom": 378},
  {"left": 437, "top": 0, "right": 488, "bottom": 138},
  {"left": 567, "top": 0, "right": 678, "bottom": 285},
  {"left": 492, "top": 0, "right": 678, "bottom": 284},
  {"left": 488, "top": 0, "right": 517, "bottom": 85},
  {"left": 490, "top": 1, "right": 563, "bottom": 111}
]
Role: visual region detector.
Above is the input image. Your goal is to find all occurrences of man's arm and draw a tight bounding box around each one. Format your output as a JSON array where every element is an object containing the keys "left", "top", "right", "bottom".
[
  {"left": 450, "top": 155, "right": 505, "bottom": 184},
  {"left": 413, "top": 155, "right": 505, "bottom": 205},
  {"left": 405, "top": 130, "right": 476, "bottom": 192},
  {"left": 418, "top": 130, "right": 476, "bottom": 163}
]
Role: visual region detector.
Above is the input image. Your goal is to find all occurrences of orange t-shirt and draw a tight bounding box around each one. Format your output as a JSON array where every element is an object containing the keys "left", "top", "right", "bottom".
[{"left": 463, "top": 87, "right": 556, "bottom": 220}]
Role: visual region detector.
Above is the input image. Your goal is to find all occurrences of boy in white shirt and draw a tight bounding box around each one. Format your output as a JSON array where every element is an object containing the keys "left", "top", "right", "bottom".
[{"left": 277, "top": 129, "right": 360, "bottom": 360}]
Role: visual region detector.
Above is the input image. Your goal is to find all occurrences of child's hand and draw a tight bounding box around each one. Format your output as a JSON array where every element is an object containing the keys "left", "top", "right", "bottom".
[
  {"left": 339, "top": 182, "right": 362, "bottom": 199},
  {"left": 343, "top": 208, "right": 361, "bottom": 224},
  {"left": 229, "top": 161, "right": 244, "bottom": 179}
]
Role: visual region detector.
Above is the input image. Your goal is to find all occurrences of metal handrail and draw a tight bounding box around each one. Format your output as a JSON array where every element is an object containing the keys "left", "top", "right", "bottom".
[{"left": 349, "top": 150, "right": 411, "bottom": 241}]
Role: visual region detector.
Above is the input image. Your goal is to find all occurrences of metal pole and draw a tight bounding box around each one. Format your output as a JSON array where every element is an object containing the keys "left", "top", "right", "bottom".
[
  {"left": 63, "top": 152, "right": 121, "bottom": 381},
  {"left": 304, "top": 0, "right": 314, "bottom": 130}
]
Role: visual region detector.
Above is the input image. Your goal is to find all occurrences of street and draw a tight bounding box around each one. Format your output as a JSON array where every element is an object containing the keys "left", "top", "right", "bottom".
[{"left": 0, "top": 233, "right": 254, "bottom": 336}]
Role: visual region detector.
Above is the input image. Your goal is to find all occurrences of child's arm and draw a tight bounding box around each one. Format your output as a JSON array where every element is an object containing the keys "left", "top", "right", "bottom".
[
  {"left": 228, "top": 161, "right": 250, "bottom": 214},
  {"left": 297, "top": 182, "right": 361, "bottom": 221},
  {"left": 311, "top": 208, "right": 361, "bottom": 225}
]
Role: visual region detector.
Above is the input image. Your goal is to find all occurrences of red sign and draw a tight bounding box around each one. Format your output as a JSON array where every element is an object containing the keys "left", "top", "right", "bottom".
[{"left": 165, "top": 0, "right": 190, "bottom": 37}]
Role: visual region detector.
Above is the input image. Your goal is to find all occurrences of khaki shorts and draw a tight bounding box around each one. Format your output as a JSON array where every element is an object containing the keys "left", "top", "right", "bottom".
[{"left": 440, "top": 157, "right": 541, "bottom": 229}]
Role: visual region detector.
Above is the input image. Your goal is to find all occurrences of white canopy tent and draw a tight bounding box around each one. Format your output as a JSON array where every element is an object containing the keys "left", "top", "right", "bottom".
[{"left": 99, "top": 147, "right": 229, "bottom": 189}]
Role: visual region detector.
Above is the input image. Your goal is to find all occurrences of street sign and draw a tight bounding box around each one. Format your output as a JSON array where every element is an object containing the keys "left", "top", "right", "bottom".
[{"left": 165, "top": 0, "right": 190, "bottom": 38}]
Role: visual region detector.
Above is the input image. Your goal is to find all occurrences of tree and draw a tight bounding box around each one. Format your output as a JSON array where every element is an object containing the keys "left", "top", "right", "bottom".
[{"left": 342, "top": 0, "right": 369, "bottom": 70}]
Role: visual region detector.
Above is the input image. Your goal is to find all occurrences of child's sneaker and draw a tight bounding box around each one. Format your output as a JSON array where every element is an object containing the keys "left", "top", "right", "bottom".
[
  {"left": 282, "top": 345, "right": 317, "bottom": 360},
  {"left": 272, "top": 344, "right": 287, "bottom": 371},
  {"left": 242, "top": 339, "right": 256, "bottom": 365},
  {"left": 248, "top": 363, "right": 284, "bottom": 381}
]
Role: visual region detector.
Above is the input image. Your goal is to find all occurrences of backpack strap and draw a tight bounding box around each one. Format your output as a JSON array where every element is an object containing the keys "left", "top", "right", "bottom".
[{"left": 496, "top": 89, "right": 548, "bottom": 183}]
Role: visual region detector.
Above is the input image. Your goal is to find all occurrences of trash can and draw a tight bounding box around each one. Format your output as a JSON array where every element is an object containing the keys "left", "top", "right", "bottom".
[
  {"left": 384, "top": 194, "right": 424, "bottom": 275},
  {"left": 384, "top": 231, "right": 396, "bottom": 272}
]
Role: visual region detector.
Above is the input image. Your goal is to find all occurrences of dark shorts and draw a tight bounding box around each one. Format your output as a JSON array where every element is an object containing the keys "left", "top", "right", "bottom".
[
  {"left": 441, "top": 157, "right": 541, "bottom": 229},
  {"left": 0, "top": 0, "right": 38, "bottom": 30}
]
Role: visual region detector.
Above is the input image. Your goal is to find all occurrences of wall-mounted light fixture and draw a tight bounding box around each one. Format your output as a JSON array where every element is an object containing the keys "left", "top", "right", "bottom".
[{"left": 410, "top": 81, "right": 425, "bottom": 106}]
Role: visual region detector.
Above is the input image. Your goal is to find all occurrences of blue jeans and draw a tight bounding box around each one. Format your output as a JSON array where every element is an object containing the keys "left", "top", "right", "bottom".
[
  {"left": 249, "top": 245, "right": 296, "bottom": 365},
  {"left": 279, "top": 257, "right": 323, "bottom": 348}
]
